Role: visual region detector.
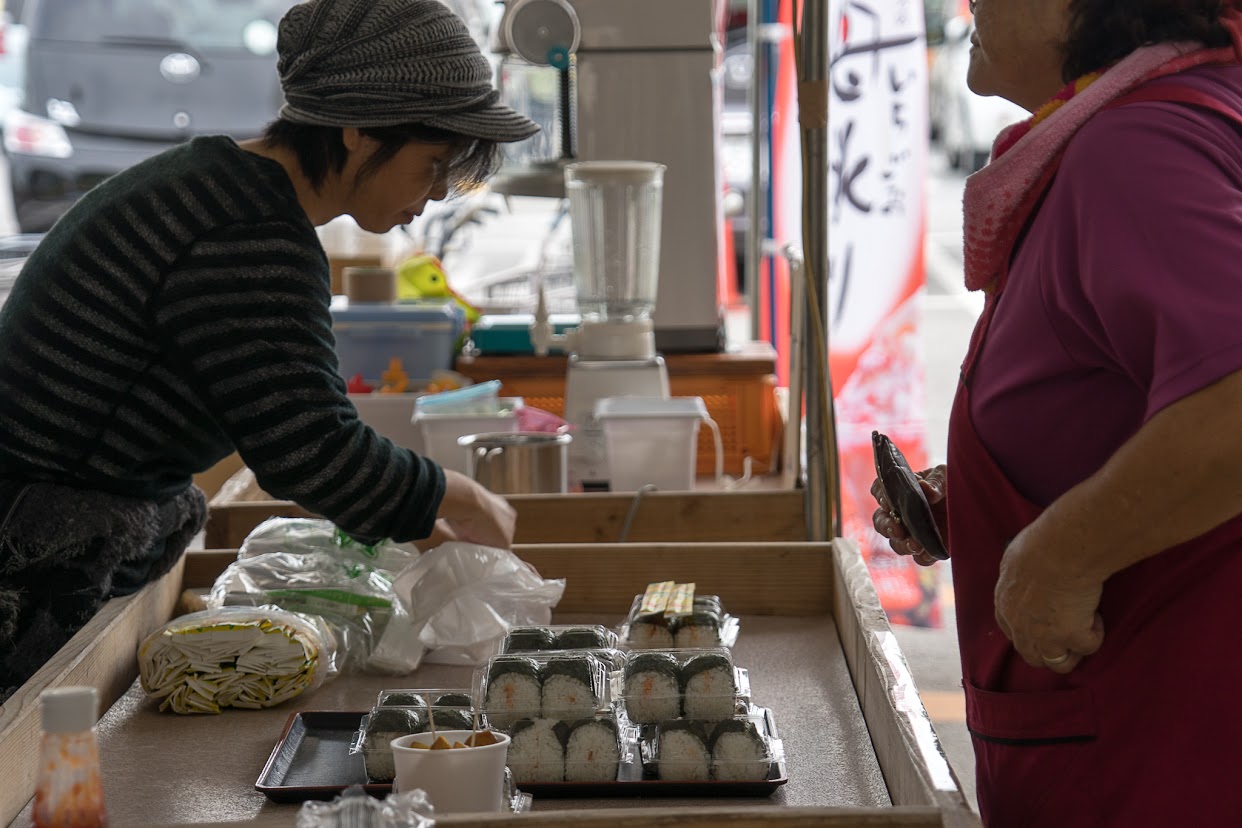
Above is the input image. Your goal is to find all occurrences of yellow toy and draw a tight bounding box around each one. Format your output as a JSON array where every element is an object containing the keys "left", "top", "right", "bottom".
[
  {"left": 397, "top": 254, "right": 481, "bottom": 324},
  {"left": 378, "top": 357, "right": 409, "bottom": 394}
]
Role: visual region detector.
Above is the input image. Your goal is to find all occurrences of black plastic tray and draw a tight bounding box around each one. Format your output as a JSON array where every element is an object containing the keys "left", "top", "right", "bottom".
[
  {"left": 255, "top": 711, "right": 391, "bottom": 803},
  {"left": 257, "top": 710, "right": 787, "bottom": 802}
]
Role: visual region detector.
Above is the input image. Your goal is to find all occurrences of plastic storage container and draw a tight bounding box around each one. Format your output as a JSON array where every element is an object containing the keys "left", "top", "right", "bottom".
[
  {"left": 620, "top": 592, "right": 740, "bottom": 649},
  {"left": 478, "top": 652, "right": 612, "bottom": 730},
  {"left": 348, "top": 392, "right": 423, "bottom": 450},
  {"left": 355, "top": 687, "right": 479, "bottom": 783},
  {"left": 594, "top": 396, "right": 715, "bottom": 491},
  {"left": 330, "top": 296, "right": 465, "bottom": 386},
  {"left": 506, "top": 712, "right": 634, "bottom": 784},
  {"left": 617, "top": 648, "right": 750, "bottom": 724},
  {"left": 643, "top": 708, "right": 781, "bottom": 782},
  {"left": 413, "top": 398, "right": 524, "bottom": 474},
  {"left": 500, "top": 625, "right": 620, "bottom": 654}
]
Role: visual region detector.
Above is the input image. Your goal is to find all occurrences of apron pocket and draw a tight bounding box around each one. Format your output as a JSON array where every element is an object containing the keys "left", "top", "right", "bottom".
[
  {"left": 965, "top": 678, "right": 1096, "bottom": 745},
  {"left": 965, "top": 678, "right": 1100, "bottom": 828}
]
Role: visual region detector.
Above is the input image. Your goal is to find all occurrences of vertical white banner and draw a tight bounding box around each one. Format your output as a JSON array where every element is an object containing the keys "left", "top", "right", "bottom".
[{"left": 773, "top": 0, "right": 939, "bottom": 624}]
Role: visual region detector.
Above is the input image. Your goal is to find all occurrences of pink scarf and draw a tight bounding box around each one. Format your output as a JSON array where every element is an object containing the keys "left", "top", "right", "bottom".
[{"left": 962, "top": 10, "right": 1242, "bottom": 293}]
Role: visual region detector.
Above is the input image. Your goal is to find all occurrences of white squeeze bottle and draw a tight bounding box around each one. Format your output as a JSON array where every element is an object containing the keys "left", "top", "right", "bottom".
[{"left": 33, "top": 687, "right": 108, "bottom": 828}]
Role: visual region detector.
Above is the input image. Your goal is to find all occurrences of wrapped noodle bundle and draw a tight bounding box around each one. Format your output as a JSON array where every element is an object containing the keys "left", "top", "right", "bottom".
[{"left": 138, "top": 606, "right": 338, "bottom": 714}]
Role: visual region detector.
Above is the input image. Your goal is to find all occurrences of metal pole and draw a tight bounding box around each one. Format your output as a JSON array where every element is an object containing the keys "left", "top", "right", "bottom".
[
  {"left": 800, "top": 0, "right": 833, "bottom": 541},
  {"left": 745, "top": 0, "right": 764, "bottom": 339}
]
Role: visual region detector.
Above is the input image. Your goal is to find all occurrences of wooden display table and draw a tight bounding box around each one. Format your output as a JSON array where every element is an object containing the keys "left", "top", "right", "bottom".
[
  {"left": 203, "top": 466, "right": 808, "bottom": 550},
  {"left": 2, "top": 541, "right": 979, "bottom": 828}
]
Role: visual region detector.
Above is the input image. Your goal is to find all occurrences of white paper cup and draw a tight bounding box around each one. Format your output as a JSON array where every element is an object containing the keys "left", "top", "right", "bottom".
[{"left": 391, "top": 730, "right": 511, "bottom": 814}]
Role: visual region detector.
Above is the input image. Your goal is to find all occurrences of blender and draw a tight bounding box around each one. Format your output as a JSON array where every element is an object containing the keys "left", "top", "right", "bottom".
[{"left": 531, "top": 161, "right": 670, "bottom": 489}]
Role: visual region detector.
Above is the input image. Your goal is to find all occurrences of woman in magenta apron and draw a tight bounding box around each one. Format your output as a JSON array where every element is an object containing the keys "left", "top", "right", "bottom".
[{"left": 873, "top": 1, "right": 1242, "bottom": 824}]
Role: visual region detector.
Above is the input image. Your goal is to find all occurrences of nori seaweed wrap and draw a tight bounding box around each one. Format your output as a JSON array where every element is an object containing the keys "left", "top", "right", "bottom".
[
  {"left": 654, "top": 720, "right": 712, "bottom": 781},
  {"left": 507, "top": 718, "right": 569, "bottom": 783},
  {"left": 564, "top": 717, "right": 621, "bottom": 782},
  {"left": 692, "top": 595, "right": 724, "bottom": 617},
  {"left": 709, "top": 718, "right": 771, "bottom": 781},
  {"left": 554, "top": 627, "right": 612, "bottom": 650},
  {"left": 432, "top": 692, "right": 474, "bottom": 709},
  {"left": 671, "top": 612, "right": 722, "bottom": 648},
  {"left": 485, "top": 656, "right": 542, "bottom": 729},
  {"left": 623, "top": 652, "right": 682, "bottom": 724},
  {"left": 505, "top": 627, "right": 557, "bottom": 652},
  {"left": 541, "top": 656, "right": 600, "bottom": 719},
  {"left": 378, "top": 690, "right": 427, "bottom": 708},
  {"left": 425, "top": 707, "right": 474, "bottom": 731},
  {"left": 362, "top": 707, "right": 421, "bottom": 782},
  {"left": 680, "top": 653, "right": 737, "bottom": 720}
]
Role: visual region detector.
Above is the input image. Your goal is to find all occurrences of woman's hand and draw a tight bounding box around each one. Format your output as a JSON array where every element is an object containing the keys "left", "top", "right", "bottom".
[
  {"left": 870, "top": 464, "right": 948, "bottom": 566},
  {"left": 435, "top": 469, "right": 518, "bottom": 550},
  {"left": 994, "top": 516, "right": 1106, "bottom": 674}
]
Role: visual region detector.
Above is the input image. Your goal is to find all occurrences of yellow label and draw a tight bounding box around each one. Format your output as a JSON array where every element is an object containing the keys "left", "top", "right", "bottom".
[
  {"left": 666, "top": 582, "right": 696, "bottom": 617},
  {"left": 639, "top": 581, "right": 676, "bottom": 615}
]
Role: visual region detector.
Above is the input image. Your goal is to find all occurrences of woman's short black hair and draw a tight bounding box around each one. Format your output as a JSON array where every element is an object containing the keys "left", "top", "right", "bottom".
[
  {"left": 261, "top": 119, "right": 502, "bottom": 195},
  {"left": 1062, "top": 0, "right": 1234, "bottom": 81}
]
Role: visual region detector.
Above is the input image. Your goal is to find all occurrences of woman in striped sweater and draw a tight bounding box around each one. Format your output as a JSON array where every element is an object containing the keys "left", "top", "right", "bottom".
[{"left": 0, "top": 0, "right": 538, "bottom": 697}]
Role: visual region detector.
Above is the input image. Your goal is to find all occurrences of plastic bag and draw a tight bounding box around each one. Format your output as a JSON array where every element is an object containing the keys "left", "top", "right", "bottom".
[
  {"left": 392, "top": 542, "right": 566, "bottom": 666},
  {"left": 239, "top": 517, "right": 422, "bottom": 575},
  {"left": 296, "top": 785, "right": 434, "bottom": 828},
  {"left": 208, "top": 549, "right": 424, "bottom": 674},
  {"left": 137, "top": 605, "right": 337, "bottom": 714}
]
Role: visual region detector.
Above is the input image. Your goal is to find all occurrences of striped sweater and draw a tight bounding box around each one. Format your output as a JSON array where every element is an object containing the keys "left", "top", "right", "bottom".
[{"left": 0, "top": 135, "right": 444, "bottom": 544}]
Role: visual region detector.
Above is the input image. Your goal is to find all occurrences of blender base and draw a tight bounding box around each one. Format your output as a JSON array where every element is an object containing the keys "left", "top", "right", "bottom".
[{"left": 563, "top": 354, "right": 669, "bottom": 489}]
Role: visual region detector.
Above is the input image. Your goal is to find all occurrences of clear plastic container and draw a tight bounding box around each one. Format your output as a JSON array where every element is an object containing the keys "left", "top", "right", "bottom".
[
  {"left": 500, "top": 624, "right": 620, "bottom": 654},
  {"left": 34, "top": 687, "right": 108, "bottom": 828},
  {"left": 505, "top": 712, "right": 637, "bottom": 784},
  {"left": 643, "top": 707, "right": 783, "bottom": 783},
  {"left": 354, "top": 688, "right": 480, "bottom": 783},
  {"left": 619, "top": 592, "right": 740, "bottom": 650},
  {"left": 594, "top": 396, "right": 716, "bottom": 492},
  {"left": 478, "top": 651, "right": 612, "bottom": 730},
  {"left": 615, "top": 647, "right": 750, "bottom": 725},
  {"left": 564, "top": 161, "right": 665, "bottom": 323}
]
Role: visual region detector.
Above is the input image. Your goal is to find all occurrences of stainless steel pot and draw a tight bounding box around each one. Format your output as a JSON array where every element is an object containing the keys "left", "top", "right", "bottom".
[{"left": 458, "top": 432, "right": 572, "bottom": 494}]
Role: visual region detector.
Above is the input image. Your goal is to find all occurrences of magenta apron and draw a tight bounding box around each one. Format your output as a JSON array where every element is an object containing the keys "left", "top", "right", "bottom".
[{"left": 948, "top": 83, "right": 1242, "bottom": 827}]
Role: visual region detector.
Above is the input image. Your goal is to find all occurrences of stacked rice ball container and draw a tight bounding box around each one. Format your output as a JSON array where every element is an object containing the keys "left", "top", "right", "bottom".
[
  {"left": 619, "top": 595, "right": 779, "bottom": 785},
  {"left": 481, "top": 625, "right": 628, "bottom": 785},
  {"left": 355, "top": 688, "right": 479, "bottom": 783},
  {"left": 353, "top": 595, "right": 782, "bottom": 791},
  {"left": 479, "top": 593, "right": 783, "bottom": 790}
]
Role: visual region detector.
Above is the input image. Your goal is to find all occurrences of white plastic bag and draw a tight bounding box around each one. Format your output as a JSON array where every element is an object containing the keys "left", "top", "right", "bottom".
[
  {"left": 239, "top": 517, "right": 422, "bottom": 575},
  {"left": 392, "top": 542, "right": 565, "bottom": 665},
  {"left": 206, "top": 517, "right": 427, "bottom": 673}
]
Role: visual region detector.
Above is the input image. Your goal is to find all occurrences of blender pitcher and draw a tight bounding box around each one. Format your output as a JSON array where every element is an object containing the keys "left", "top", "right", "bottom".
[{"left": 564, "top": 161, "right": 666, "bottom": 359}]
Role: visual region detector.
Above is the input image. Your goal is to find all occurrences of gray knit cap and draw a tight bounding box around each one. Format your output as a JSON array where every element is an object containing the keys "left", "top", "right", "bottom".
[{"left": 276, "top": 0, "right": 539, "bottom": 142}]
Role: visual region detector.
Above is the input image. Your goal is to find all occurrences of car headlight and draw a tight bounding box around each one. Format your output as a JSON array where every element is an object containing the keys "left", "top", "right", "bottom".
[{"left": 3, "top": 110, "right": 73, "bottom": 159}]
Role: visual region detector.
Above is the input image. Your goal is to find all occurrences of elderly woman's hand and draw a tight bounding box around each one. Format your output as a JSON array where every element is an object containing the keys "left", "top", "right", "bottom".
[
  {"left": 870, "top": 464, "right": 948, "bottom": 566},
  {"left": 994, "top": 517, "right": 1106, "bottom": 674}
]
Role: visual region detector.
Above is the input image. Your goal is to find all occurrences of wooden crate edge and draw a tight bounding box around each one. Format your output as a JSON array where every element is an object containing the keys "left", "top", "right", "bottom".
[
  {"left": 830, "top": 540, "right": 979, "bottom": 825},
  {"left": 0, "top": 557, "right": 185, "bottom": 825}
]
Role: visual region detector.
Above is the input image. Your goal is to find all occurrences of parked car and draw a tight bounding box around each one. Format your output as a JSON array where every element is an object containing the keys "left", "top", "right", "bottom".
[
  {"left": 3, "top": 0, "right": 298, "bottom": 232},
  {"left": 0, "top": 3, "right": 27, "bottom": 134},
  {"left": 927, "top": 13, "right": 1028, "bottom": 172}
]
